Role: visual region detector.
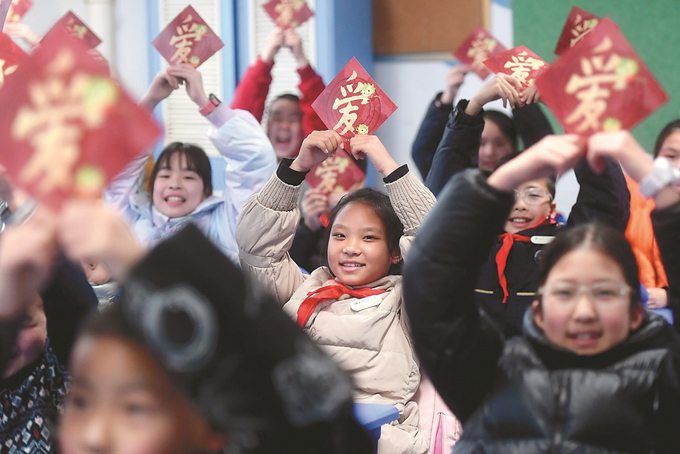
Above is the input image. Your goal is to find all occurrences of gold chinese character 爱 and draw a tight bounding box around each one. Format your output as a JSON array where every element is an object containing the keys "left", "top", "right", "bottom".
[
  {"left": 314, "top": 156, "right": 350, "bottom": 193},
  {"left": 503, "top": 51, "right": 545, "bottom": 86},
  {"left": 467, "top": 34, "right": 498, "bottom": 73},
  {"left": 569, "top": 14, "right": 599, "bottom": 49},
  {"left": 11, "top": 49, "right": 119, "bottom": 194},
  {"left": 564, "top": 37, "right": 633, "bottom": 133},
  {"left": 274, "top": 0, "right": 305, "bottom": 28},
  {"left": 331, "top": 70, "right": 376, "bottom": 135}
]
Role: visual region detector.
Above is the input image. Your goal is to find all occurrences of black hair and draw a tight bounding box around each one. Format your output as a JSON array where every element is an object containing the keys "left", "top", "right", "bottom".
[
  {"left": 149, "top": 142, "right": 213, "bottom": 199},
  {"left": 654, "top": 119, "right": 680, "bottom": 157},
  {"left": 483, "top": 110, "right": 518, "bottom": 153},
  {"left": 493, "top": 152, "right": 556, "bottom": 198},
  {"left": 323, "top": 188, "right": 404, "bottom": 275},
  {"left": 536, "top": 223, "right": 641, "bottom": 313},
  {"left": 273, "top": 93, "right": 300, "bottom": 104}
]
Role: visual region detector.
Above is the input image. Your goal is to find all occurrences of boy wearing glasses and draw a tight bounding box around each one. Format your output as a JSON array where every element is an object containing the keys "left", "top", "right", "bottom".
[{"left": 474, "top": 156, "right": 629, "bottom": 338}]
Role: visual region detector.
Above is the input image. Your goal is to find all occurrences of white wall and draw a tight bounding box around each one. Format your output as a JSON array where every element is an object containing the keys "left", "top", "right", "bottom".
[
  {"left": 371, "top": 0, "right": 579, "bottom": 217},
  {"left": 20, "top": 0, "right": 150, "bottom": 99}
]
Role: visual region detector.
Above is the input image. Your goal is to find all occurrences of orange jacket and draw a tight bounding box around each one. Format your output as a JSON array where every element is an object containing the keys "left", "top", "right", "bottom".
[{"left": 625, "top": 175, "right": 668, "bottom": 289}]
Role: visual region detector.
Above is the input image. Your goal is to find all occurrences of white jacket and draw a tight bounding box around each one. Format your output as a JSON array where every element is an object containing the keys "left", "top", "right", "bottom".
[{"left": 104, "top": 105, "right": 277, "bottom": 262}]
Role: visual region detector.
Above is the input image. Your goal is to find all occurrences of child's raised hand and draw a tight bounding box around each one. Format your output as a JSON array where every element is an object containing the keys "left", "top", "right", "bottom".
[
  {"left": 290, "top": 131, "right": 343, "bottom": 173},
  {"left": 440, "top": 65, "right": 470, "bottom": 105},
  {"left": 261, "top": 27, "right": 285, "bottom": 64},
  {"left": 284, "top": 28, "right": 307, "bottom": 67},
  {"left": 166, "top": 64, "right": 210, "bottom": 108},
  {"left": 519, "top": 83, "right": 541, "bottom": 106},
  {"left": 139, "top": 68, "right": 181, "bottom": 112},
  {"left": 349, "top": 135, "right": 399, "bottom": 177},
  {"left": 488, "top": 135, "right": 585, "bottom": 192},
  {"left": 586, "top": 131, "right": 652, "bottom": 180},
  {"left": 0, "top": 208, "right": 58, "bottom": 320},
  {"left": 59, "top": 201, "right": 145, "bottom": 281},
  {"left": 467, "top": 73, "right": 523, "bottom": 115}
]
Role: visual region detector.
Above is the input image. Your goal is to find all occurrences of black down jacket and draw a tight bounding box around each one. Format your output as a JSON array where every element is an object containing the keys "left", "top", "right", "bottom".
[{"left": 404, "top": 170, "right": 680, "bottom": 454}]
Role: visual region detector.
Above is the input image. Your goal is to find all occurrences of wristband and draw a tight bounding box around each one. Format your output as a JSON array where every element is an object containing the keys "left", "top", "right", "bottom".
[
  {"left": 639, "top": 157, "right": 680, "bottom": 198},
  {"left": 199, "top": 93, "right": 221, "bottom": 116}
]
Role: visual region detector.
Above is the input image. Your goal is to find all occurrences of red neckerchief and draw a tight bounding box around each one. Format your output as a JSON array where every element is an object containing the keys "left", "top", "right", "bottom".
[
  {"left": 296, "top": 279, "right": 387, "bottom": 327},
  {"left": 495, "top": 217, "right": 554, "bottom": 303}
]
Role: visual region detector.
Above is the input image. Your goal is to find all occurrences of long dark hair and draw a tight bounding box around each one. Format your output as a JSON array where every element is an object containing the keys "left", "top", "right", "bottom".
[
  {"left": 536, "top": 223, "right": 641, "bottom": 312},
  {"left": 484, "top": 110, "right": 518, "bottom": 153},
  {"left": 149, "top": 142, "right": 213, "bottom": 198},
  {"left": 654, "top": 119, "right": 680, "bottom": 157},
  {"left": 324, "top": 188, "right": 404, "bottom": 275}
]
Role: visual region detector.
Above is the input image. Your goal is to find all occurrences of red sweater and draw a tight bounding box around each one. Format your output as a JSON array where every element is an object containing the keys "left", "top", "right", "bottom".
[{"left": 230, "top": 57, "right": 326, "bottom": 137}]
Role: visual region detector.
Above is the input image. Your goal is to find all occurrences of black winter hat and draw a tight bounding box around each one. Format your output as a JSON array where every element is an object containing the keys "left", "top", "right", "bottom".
[{"left": 81, "top": 225, "right": 373, "bottom": 454}]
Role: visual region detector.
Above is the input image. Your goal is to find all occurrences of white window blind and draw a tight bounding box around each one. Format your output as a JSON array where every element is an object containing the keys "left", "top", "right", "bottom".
[
  {"left": 159, "top": 0, "right": 223, "bottom": 157},
  {"left": 248, "top": 0, "right": 316, "bottom": 126}
]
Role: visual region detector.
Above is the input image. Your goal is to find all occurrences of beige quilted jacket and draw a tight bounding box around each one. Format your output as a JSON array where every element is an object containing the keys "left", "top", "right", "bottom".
[{"left": 236, "top": 169, "right": 436, "bottom": 454}]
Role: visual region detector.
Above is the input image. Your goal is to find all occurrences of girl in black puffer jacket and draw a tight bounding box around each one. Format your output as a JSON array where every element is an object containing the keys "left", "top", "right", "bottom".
[{"left": 404, "top": 133, "right": 680, "bottom": 454}]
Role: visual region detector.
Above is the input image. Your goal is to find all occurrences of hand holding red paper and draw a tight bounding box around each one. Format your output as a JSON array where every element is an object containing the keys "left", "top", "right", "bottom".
[
  {"left": 349, "top": 135, "right": 398, "bottom": 177},
  {"left": 0, "top": 27, "right": 161, "bottom": 209},
  {"left": 263, "top": 0, "right": 314, "bottom": 30},
  {"left": 535, "top": 17, "right": 668, "bottom": 137},
  {"left": 312, "top": 57, "right": 397, "bottom": 144},
  {"left": 291, "top": 130, "right": 343, "bottom": 173},
  {"left": 153, "top": 5, "right": 224, "bottom": 68},
  {"left": 304, "top": 147, "right": 365, "bottom": 195},
  {"left": 454, "top": 26, "right": 507, "bottom": 79},
  {"left": 42, "top": 11, "right": 101, "bottom": 49},
  {"left": 467, "top": 73, "right": 523, "bottom": 114},
  {"left": 2, "top": 0, "right": 32, "bottom": 26},
  {"left": 483, "top": 45, "right": 549, "bottom": 88},
  {"left": 554, "top": 6, "right": 601, "bottom": 56}
]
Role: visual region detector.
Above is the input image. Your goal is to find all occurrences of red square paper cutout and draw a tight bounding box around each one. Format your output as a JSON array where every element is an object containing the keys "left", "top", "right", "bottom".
[
  {"left": 483, "top": 45, "right": 549, "bottom": 88},
  {"left": 312, "top": 57, "right": 397, "bottom": 143},
  {"left": 262, "top": 0, "right": 314, "bottom": 30},
  {"left": 554, "top": 7, "right": 601, "bottom": 56},
  {"left": 454, "top": 26, "right": 507, "bottom": 79},
  {"left": 4, "top": 0, "right": 32, "bottom": 24},
  {"left": 305, "top": 148, "right": 365, "bottom": 195},
  {"left": 0, "top": 28, "right": 161, "bottom": 208},
  {"left": 535, "top": 18, "right": 668, "bottom": 137},
  {"left": 42, "top": 11, "right": 102, "bottom": 49},
  {"left": 0, "top": 31, "right": 27, "bottom": 89},
  {"left": 153, "top": 6, "right": 224, "bottom": 68}
]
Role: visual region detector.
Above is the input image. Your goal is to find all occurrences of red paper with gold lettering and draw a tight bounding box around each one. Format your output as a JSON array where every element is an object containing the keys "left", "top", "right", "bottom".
[
  {"left": 535, "top": 18, "right": 668, "bottom": 137},
  {"left": 483, "top": 45, "right": 549, "bottom": 88},
  {"left": 454, "top": 26, "right": 507, "bottom": 79},
  {"left": 554, "top": 7, "right": 601, "bottom": 56},
  {"left": 42, "top": 11, "right": 102, "bottom": 49},
  {"left": 305, "top": 148, "right": 365, "bottom": 195},
  {"left": 4, "top": 0, "right": 32, "bottom": 24},
  {"left": 262, "top": 0, "right": 314, "bottom": 30},
  {"left": 153, "top": 6, "right": 224, "bottom": 68},
  {"left": 312, "top": 57, "right": 397, "bottom": 145},
  {"left": 0, "top": 28, "right": 161, "bottom": 208},
  {"left": 0, "top": 31, "right": 27, "bottom": 89}
]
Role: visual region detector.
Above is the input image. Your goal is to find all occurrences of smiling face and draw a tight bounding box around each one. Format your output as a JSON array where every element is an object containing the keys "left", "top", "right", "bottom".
[
  {"left": 152, "top": 152, "right": 208, "bottom": 219},
  {"left": 533, "top": 247, "right": 643, "bottom": 355},
  {"left": 327, "top": 202, "right": 400, "bottom": 287},
  {"left": 479, "top": 118, "right": 515, "bottom": 172},
  {"left": 504, "top": 179, "right": 555, "bottom": 233},
  {"left": 267, "top": 98, "right": 304, "bottom": 159},
  {"left": 59, "top": 335, "right": 224, "bottom": 454}
]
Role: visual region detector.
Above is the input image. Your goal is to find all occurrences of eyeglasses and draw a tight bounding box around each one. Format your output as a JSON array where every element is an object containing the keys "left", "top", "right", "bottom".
[
  {"left": 537, "top": 281, "right": 631, "bottom": 305},
  {"left": 514, "top": 187, "right": 552, "bottom": 206}
]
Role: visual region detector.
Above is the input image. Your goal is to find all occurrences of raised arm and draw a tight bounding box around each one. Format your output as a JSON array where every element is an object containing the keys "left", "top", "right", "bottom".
[
  {"left": 104, "top": 68, "right": 180, "bottom": 212},
  {"left": 237, "top": 131, "right": 342, "bottom": 305},
  {"left": 411, "top": 65, "right": 469, "bottom": 179},
  {"left": 405, "top": 134, "right": 585, "bottom": 422},
  {"left": 230, "top": 27, "right": 284, "bottom": 121},
  {"left": 284, "top": 28, "right": 327, "bottom": 136},
  {"left": 425, "top": 74, "right": 523, "bottom": 196}
]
